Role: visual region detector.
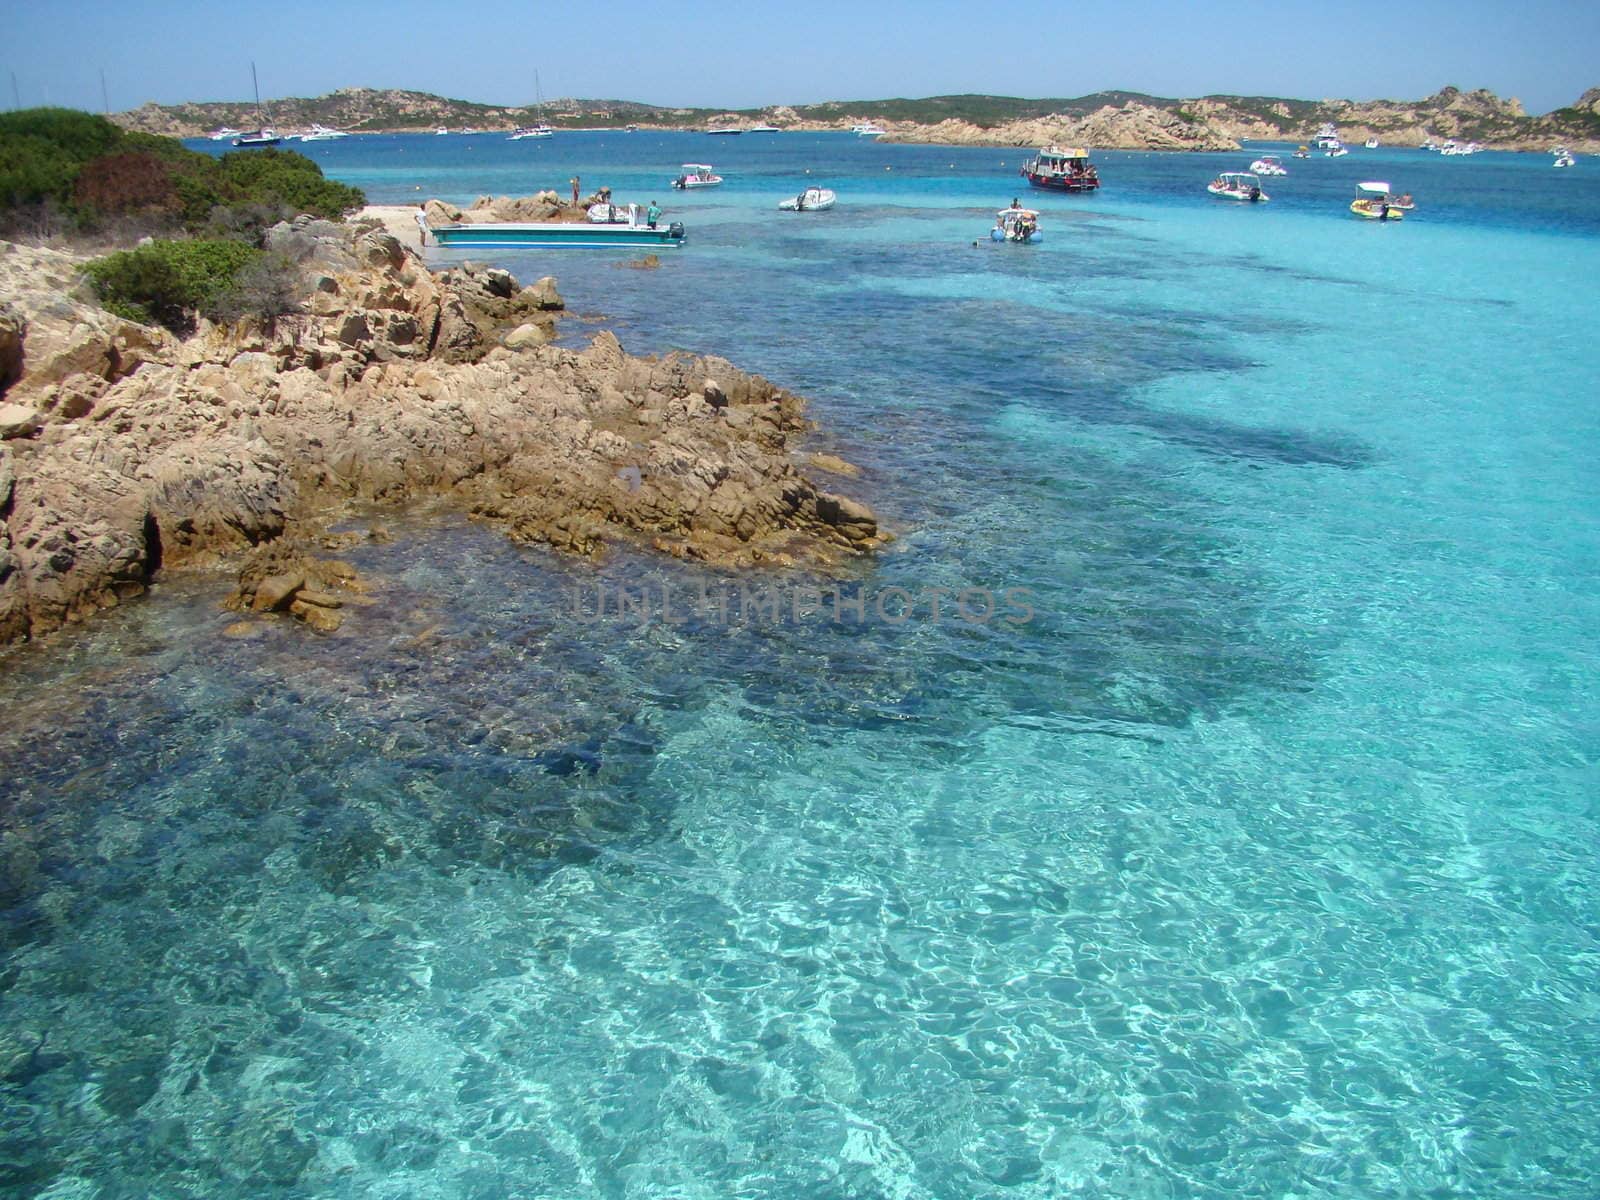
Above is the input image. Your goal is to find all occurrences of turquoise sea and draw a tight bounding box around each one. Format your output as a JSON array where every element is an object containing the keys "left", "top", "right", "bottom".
[{"left": 3, "top": 133, "right": 1598, "bottom": 1198}]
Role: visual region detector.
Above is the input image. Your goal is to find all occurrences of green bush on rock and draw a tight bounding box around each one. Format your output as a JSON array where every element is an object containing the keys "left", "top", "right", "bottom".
[
  {"left": 0, "top": 108, "right": 364, "bottom": 238},
  {"left": 83, "top": 239, "right": 263, "bottom": 332}
]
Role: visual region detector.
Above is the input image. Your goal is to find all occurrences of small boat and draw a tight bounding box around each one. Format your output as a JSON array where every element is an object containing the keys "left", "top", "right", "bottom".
[
  {"left": 990, "top": 207, "right": 1042, "bottom": 243},
  {"left": 1364, "top": 137, "right": 1379, "bottom": 149},
  {"left": 745, "top": 123, "right": 780, "bottom": 133},
  {"left": 207, "top": 126, "right": 242, "bottom": 141},
  {"left": 435, "top": 127, "right": 449, "bottom": 136},
  {"left": 671, "top": 163, "right": 722, "bottom": 189},
  {"left": 586, "top": 201, "right": 636, "bottom": 224},
  {"left": 1350, "top": 181, "right": 1411, "bottom": 220},
  {"left": 510, "top": 71, "right": 556, "bottom": 138},
  {"left": 1325, "top": 145, "right": 1348, "bottom": 158},
  {"left": 1293, "top": 144, "right": 1310, "bottom": 159},
  {"left": 425, "top": 213, "right": 685, "bottom": 249},
  {"left": 706, "top": 126, "right": 742, "bottom": 135},
  {"left": 1249, "top": 154, "right": 1288, "bottom": 176},
  {"left": 1020, "top": 146, "right": 1100, "bottom": 192},
  {"left": 852, "top": 122, "right": 886, "bottom": 137},
  {"left": 233, "top": 65, "right": 279, "bottom": 147},
  {"left": 298, "top": 123, "right": 348, "bottom": 142},
  {"left": 1553, "top": 147, "right": 1576, "bottom": 168},
  {"left": 1207, "top": 171, "right": 1268, "bottom": 202},
  {"left": 779, "top": 187, "right": 835, "bottom": 212}
]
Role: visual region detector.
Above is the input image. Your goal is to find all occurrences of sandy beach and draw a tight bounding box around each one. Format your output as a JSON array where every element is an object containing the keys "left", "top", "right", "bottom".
[{"left": 359, "top": 204, "right": 427, "bottom": 253}]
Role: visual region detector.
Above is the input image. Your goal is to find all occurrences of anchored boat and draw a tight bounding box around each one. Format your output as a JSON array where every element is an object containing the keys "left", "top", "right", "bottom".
[
  {"left": 1207, "top": 172, "right": 1268, "bottom": 202},
  {"left": 671, "top": 164, "right": 722, "bottom": 189},
  {"left": 425, "top": 209, "right": 685, "bottom": 249},
  {"left": 1249, "top": 154, "right": 1288, "bottom": 176},
  {"left": 1020, "top": 146, "right": 1100, "bottom": 192},
  {"left": 779, "top": 187, "right": 835, "bottom": 212},
  {"left": 1350, "top": 181, "right": 1413, "bottom": 220},
  {"left": 991, "top": 207, "right": 1042, "bottom": 243}
]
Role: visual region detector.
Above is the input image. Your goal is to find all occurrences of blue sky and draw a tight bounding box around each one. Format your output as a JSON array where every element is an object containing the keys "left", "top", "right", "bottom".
[{"left": 6, "top": 0, "right": 1598, "bottom": 116}]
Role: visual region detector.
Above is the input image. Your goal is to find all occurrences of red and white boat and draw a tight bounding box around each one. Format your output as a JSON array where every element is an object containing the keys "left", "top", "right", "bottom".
[{"left": 1020, "top": 146, "right": 1100, "bottom": 193}]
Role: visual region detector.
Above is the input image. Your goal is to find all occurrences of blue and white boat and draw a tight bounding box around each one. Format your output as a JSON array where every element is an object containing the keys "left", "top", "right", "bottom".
[{"left": 991, "top": 207, "right": 1042, "bottom": 243}]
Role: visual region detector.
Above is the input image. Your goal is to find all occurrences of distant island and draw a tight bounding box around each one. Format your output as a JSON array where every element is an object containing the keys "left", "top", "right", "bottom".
[{"left": 112, "top": 85, "right": 1600, "bottom": 152}]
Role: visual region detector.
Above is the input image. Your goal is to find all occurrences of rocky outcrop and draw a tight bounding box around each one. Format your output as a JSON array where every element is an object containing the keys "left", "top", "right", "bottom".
[
  {"left": 0, "top": 223, "right": 883, "bottom": 647},
  {"left": 884, "top": 103, "right": 1239, "bottom": 151}
]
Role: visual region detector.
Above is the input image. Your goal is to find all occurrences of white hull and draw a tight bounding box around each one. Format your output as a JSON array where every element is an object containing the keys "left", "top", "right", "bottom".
[{"left": 779, "top": 188, "right": 835, "bottom": 211}]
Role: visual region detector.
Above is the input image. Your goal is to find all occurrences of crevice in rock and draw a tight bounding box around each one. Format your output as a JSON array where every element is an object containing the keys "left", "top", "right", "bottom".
[{"left": 142, "top": 512, "right": 163, "bottom": 580}]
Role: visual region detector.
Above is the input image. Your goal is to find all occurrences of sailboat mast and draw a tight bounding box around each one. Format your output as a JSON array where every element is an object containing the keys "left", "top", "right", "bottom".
[{"left": 251, "top": 60, "right": 261, "bottom": 124}]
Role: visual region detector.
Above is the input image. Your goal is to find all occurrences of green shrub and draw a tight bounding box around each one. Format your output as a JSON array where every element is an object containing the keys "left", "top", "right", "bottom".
[
  {"left": 0, "top": 107, "right": 364, "bottom": 237},
  {"left": 214, "top": 149, "right": 364, "bottom": 220},
  {"left": 0, "top": 133, "right": 81, "bottom": 209},
  {"left": 83, "top": 238, "right": 262, "bottom": 332},
  {"left": 0, "top": 108, "right": 124, "bottom": 165}
]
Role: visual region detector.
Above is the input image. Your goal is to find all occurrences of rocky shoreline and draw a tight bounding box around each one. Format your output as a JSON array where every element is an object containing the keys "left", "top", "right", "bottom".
[
  {"left": 111, "top": 85, "right": 1600, "bottom": 153},
  {"left": 0, "top": 218, "right": 885, "bottom": 649}
]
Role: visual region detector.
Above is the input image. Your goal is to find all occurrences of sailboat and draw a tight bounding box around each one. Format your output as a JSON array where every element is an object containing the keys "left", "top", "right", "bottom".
[
  {"left": 233, "top": 62, "right": 281, "bottom": 147},
  {"left": 509, "top": 71, "right": 555, "bottom": 139}
]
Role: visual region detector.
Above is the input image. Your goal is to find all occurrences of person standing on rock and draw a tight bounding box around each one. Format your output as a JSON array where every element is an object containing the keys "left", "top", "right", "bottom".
[
  {"left": 415, "top": 205, "right": 429, "bottom": 246},
  {"left": 571, "top": 175, "right": 580, "bottom": 207}
]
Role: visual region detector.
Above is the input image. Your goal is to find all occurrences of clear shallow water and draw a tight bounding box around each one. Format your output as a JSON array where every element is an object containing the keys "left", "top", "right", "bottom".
[{"left": 3, "top": 135, "right": 1598, "bottom": 1198}]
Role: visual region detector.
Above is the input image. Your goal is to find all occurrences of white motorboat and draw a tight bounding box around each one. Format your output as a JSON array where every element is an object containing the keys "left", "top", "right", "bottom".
[
  {"left": 1249, "top": 155, "right": 1288, "bottom": 176},
  {"left": 207, "top": 127, "right": 242, "bottom": 141},
  {"left": 706, "top": 126, "right": 743, "bottom": 135},
  {"left": 1364, "top": 137, "right": 1379, "bottom": 149},
  {"left": 745, "top": 123, "right": 781, "bottom": 133},
  {"left": 298, "top": 123, "right": 348, "bottom": 142},
  {"left": 435, "top": 127, "right": 448, "bottom": 135},
  {"left": 671, "top": 163, "right": 722, "bottom": 189},
  {"left": 1207, "top": 172, "right": 1268, "bottom": 202},
  {"left": 852, "top": 122, "right": 886, "bottom": 137},
  {"left": 1553, "top": 147, "right": 1576, "bottom": 168},
  {"left": 1325, "top": 145, "right": 1349, "bottom": 158},
  {"left": 779, "top": 187, "right": 835, "bottom": 211},
  {"left": 1312, "top": 123, "right": 1342, "bottom": 151},
  {"left": 990, "top": 207, "right": 1042, "bottom": 243}
]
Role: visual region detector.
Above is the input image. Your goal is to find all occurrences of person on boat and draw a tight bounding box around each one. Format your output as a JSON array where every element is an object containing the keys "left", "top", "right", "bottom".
[{"left": 646, "top": 201, "right": 661, "bottom": 229}]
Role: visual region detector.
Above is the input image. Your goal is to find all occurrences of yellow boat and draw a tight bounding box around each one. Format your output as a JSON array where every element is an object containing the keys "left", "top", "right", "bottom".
[{"left": 1350, "top": 181, "right": 1412, "bottom": 221}]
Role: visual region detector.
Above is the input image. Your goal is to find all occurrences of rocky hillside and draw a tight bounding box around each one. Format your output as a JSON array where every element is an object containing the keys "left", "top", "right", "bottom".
[
  {"left": 111, "top": 85, "right": 1600, "bottom": 150},
  {"left": 0, "top": 221, "right": 884, "bottom": 647},
  {"left": 111, "top": 88, "right": 672, "bottom": 136},
  {"left": 1187, "top": 87, "right": 1600, "bottom": 151}
]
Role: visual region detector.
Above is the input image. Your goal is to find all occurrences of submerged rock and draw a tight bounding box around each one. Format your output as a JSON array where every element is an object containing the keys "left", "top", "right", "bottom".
[{"left": 0, "top": 226, "right": 884, "bottom": 648}]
